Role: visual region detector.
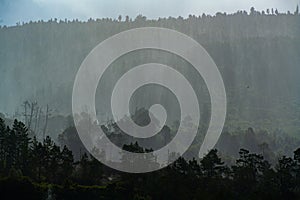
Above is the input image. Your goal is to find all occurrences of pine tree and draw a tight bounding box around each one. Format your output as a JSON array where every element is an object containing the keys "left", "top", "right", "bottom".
[
  {"left": 200, "top": 149, "right": 225, "bottom": 178},
  {"left": 250, "top": 7, "right": 255, "bottom": 15},
  {"left": 118, "top": 15, "right": 122, "bottom": 22},
  {"left": 295, "top": 5, "right": 299, "bottom": 15},
  {"left": 30, "top": 137, "right": 45, "bottom": 181},
  {"left": 276, "top": 156, "right": 296, "bottom": 194},
  {"left": 0, "top": 118, "right": 8, "bottom": 171},
  {"left": 43, "top": 136, "right": 53, "bottom": 171},
  {"left": 12, "top": 120, "right": 30, "bottom": 174},
  {"left": 6, "top": 121, "right": 18, "bottom": 170},
  {"left": 60, "top": 145, "right": 74, "bottom": 179},
  {"left": 49, "top": 144, "right": 61, "bottom": 182}
]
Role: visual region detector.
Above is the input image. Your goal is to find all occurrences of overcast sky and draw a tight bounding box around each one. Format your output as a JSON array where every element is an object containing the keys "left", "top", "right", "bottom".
[{"left": 0, "top": 0, "right": 299, "bottom": 25}]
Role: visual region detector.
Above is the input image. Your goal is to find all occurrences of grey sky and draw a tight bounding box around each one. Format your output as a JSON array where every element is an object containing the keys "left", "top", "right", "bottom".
[{"left": 0, "top": 0, "right": 299, "bottom": 25}]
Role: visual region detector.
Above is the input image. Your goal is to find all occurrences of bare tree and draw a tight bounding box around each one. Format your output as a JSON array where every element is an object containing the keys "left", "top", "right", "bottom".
[
  {"left": 43, "top": 105, "right": 48, "bottom": 139},
  {"left": 34, "top": 105, "right": 40, "bottom": 134},
  {"left": 36, "top": 107, "right": 42, "bottom": 137},
  {"left": 43, "top": 104, "right": 51, "bottom": 139},
  {"left": 28, "top": 101, "right": 37, "bottom": 131},
  {"left": 22, "top": 100, "right": 30, "bottom": 125}
]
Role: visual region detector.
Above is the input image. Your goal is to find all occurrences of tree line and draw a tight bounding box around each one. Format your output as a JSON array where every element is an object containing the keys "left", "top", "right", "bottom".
[
  {"left": 1, "top": 6, "right": 299, "bottom": 28},
  {"left": 2, "top": 117, "right": 300, "bottom": 199}
]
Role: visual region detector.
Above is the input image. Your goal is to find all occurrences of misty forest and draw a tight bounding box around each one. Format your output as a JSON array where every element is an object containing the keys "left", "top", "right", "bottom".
[{"left": 0, "top": 6, "right": 300, "bottom": 200}]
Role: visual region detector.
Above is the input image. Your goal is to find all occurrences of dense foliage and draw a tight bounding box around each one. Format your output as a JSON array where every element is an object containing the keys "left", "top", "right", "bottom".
[{"left": 1, "top": 117, "right": 300, "bottom": 199}]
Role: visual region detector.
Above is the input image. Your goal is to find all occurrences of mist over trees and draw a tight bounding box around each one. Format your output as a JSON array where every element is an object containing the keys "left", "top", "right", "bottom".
[
  {"left": 0, "top": 7, "right": 299, "bottom": 137},
  {"left": 0, "top": 7, "right": 300, "bottom": 199}
]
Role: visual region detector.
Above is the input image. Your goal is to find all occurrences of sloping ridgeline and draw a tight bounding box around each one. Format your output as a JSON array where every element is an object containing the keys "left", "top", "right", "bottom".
[{"left": 0, "top": 11, "right": 300, "bottom": 136}]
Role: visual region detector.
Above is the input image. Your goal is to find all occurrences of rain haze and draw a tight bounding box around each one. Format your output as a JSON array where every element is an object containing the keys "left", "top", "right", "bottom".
[{"left": 1, "top": 0, "right": 300, "bottom": 198}]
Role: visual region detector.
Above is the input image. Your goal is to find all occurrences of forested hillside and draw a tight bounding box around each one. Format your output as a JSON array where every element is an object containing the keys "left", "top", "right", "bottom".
[
  {"left": 0, "top": 8, "right": 300, "bottom": 137},
  {"left": 1, "top": 7, "right": 300, "bottom": 199}
]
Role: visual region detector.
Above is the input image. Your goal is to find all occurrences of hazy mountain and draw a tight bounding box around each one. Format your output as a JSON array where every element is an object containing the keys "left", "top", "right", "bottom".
[{"left": 0, "top": 11, "right": 299, "bottom": 136}]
